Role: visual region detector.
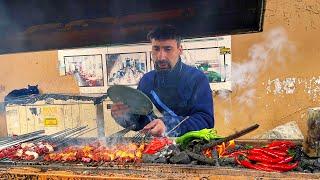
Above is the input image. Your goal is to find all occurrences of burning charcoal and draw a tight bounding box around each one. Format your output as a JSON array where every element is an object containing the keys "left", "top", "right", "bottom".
[
  {"left": 218, "top": 157, "right": 236, "bottom": 166},
  {"left": 158, "top": 144, "right": 181, "bottom": 158},
  {"left": 313, "top": 168, "right": 320, "bottom": 173},
  {"left": 224, "top": 144, "right": 245, "bottom": 155},
  {"left": 185, "top": 150, "right": 216, "bottom": 165},
  {"left": 167, "top": 144, "right": 180, "bottom": 155},
  {"left": 157, "top": 148, "right": 173, "bottom": 158},
  {"left": 211, "top": 149, "right": 219, "bottom": 167},
  {"left": 169, "top": 152, "right": 191, "bottom": 164},
  {"left": 142, "top": 154, "right": 158, "bottom": 163},
  {"left": 295, "top": 166, "right": 304, "bottom": 172},
  {"left": 314, "top": 158, "right": 320, "bottom": 168},
  {"left": 299, "top": 158, "right": 319, "bottom": 173},
  {"left": 192, "top": 144, "right": 203, "bottom": 154},
  {"left": 185, "top": 139, "right": 206, "bottom": 153},
  {"left": 303, "top": 167, "right": 314, "bottom": 173},
  {"left": 190, "top": 160, "right": 198, "bottom": 165},
  {"left": 293, "top": 145, "right": 303, "bottom": 162},
  {"left": 300, "top": 158, "right": 315, "bottom": 168},
  {"left": 154, "top": 156, "right": 168, "bottom": 164}
]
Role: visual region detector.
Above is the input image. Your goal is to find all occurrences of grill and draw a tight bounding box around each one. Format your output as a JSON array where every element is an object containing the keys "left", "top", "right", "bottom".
[
  {"left": 0, "top": 126, "right": 91, "bottom": 150},
  {"left": 1, "top": 128, "right": 320, "bottom": 179},
  {"left": 1, "top": 156, "right": 320, "bottom": 179}
]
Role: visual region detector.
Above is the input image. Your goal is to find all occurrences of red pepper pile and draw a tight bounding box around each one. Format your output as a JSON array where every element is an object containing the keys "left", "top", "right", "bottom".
[
  {"left": 143, "top": 137, "right": 172, "bottom": 154},
  {"left": 227, "top": 141, "right": 298, "bottom": 172}
]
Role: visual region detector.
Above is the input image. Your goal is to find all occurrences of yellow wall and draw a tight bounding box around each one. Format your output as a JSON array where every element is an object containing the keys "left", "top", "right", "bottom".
[
  {"left": 214, "top": 0, "right": 320, "bottom": 137},
  {"left": 0, "top": 51, "right": 79, "bottom": 136},
  {"left": 0, "top": 0, "right": 319, "bottom": 138}
]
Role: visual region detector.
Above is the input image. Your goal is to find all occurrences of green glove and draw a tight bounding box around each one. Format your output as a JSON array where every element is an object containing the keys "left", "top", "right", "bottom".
[{"left": 176, "top": 128, "right": 223, "bottom": 149}]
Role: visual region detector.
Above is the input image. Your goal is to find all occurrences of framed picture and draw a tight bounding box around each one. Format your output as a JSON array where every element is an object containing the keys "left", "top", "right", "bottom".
[
  {"left": 149, "top": 52, "right": 154, "bottom": 71},
  {"left": 181, "top": 47, "right": 228, "bottom": 83},
  {"left": 106, "top": 52, "right": 147, "bottom": 85},
  {"left": 64, "top": 54, "right": 104, "bottom": 87}
]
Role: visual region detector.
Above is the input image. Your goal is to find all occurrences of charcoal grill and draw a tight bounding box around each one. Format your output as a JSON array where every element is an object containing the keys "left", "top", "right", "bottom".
[
  {"left": 0, "top": 139, "right": 319, "bottom": 180},
  {"left": 1, "top": 127, "right": 320, "bottom": 179}
]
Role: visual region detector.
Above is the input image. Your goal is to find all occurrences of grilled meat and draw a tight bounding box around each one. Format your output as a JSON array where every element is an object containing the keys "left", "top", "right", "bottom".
[
  {"left": 44, "top": 142, "right": 145, "bottom": 163},
  {"left": 0, "top": 142, "right": 54, "bottom": 161}
]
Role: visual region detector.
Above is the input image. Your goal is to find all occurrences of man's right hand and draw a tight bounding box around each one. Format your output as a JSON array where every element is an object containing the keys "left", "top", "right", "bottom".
[
  {"left": 110, "top": 102, "right": 130, "bottom": 119},
  {"left": 142, "top": 119, "right": 166, "bottom": 137}
]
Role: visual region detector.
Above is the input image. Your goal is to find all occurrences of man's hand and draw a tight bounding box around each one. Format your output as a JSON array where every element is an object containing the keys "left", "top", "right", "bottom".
[
  {"left": 111, "top": 102, "right": 130, "bottom": 118},
  {"left": 143, "top": 119, "right": 166, "bottom": 137}
]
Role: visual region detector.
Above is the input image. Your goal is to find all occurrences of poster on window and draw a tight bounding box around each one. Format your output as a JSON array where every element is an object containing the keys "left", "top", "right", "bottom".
[
  {"left": 106, "top": 52, "right": 147, "bottom": 85},
  {"left": 181, "top": 47, "right": 229, "bottom": 83},
  {"left": 64, "top": 54, "right": 104, "bottom": 87}
]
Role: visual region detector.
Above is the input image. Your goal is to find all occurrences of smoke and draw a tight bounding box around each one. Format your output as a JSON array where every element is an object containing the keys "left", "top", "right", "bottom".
[
  {"left": 231, "top": 27, "right": 295, "bottom": 107},
  {"left": 163, "top": 114, "right": 182, "bottom": 137},
  {"left": 236, "top": 89, "right": 257, "bottom": 107}
]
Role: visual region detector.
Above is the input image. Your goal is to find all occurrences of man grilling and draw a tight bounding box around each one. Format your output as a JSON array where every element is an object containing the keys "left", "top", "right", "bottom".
[{"left": 111, "top": 25, "right": 214, "bottom": 137}]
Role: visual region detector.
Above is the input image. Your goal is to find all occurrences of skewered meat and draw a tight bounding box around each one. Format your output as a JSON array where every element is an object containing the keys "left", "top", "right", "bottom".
[
  {"left": 0, "top": 141, "right": 54, "bottom": 161},
  {"left": 23, "top": 151, "right": 39, "bottom": 160},
  {"left": 21, "top": 142, "right": 35, "bottom": 149},
  {"left": 44, "top": 142, "right": 145, "bottom": 164}
]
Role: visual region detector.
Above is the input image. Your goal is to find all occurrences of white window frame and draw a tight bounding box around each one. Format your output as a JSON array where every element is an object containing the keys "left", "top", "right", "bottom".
[{"left": 58, "top": 36, "right": 231, "bottom": 94}]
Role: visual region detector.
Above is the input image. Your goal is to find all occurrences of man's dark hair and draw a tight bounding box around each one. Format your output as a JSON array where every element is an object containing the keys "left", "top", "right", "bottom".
[{"left": 147, "top": 25, "right": 181, "bottom": 45}]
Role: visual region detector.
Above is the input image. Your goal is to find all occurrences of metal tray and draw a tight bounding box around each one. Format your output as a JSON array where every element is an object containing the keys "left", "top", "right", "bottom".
[{"left": 107, "top": 85, "right": 153, "bottom": 116}]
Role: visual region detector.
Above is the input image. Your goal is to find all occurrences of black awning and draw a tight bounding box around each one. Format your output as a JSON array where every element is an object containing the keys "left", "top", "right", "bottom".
[{"left": 0, "top": 0, "right": 265, "bottom": 54}]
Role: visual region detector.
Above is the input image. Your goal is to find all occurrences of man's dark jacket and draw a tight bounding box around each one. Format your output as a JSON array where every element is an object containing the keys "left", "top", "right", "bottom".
[{"left": 136, "top": 59, "right": 214, "bottom": 136}]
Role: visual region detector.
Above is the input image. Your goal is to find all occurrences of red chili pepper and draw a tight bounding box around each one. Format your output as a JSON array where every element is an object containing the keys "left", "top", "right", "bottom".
[
  {"left": 249, "top": 149, "right": 285, "bottom": 161},
  {"left": 266, "top": 149, "right": 288, "bottom": 157},
  {"left": 248, "top": 150, "right": 281, "bottom": 160},
  {"left": 267, "top": 141, "right": 295, "bottom": 149},
  {"left": 277, "top": 156, "right": 293, "bottom": 164},
  {"left": 250, "top": 148, "right": 286, "bottom": 158},
  {"left": 267, "top": 145, "right": 289, "bottom": 151},
  {"left": 246, "top": 154, "right": 284, "bottom": 163},
  {"left": 143, "top": 137, "right": 172, "bottom": 154},
  {"left": 234, "top": 154, "right": 242, "bottom": 164},
  {"left": 225, "top": 150, "right": 247, "bottom": 157},
  {"left": 257, "top": 161, "right": 298, "bottom": 172},
  {"left": 235, "top": 155, "right": 282, "bottom": 172}
]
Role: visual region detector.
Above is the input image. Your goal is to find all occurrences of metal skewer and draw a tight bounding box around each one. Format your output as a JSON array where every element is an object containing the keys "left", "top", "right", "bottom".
[
  {"left": 55, "top": 127, "right": 97, "bottom": 147},
  {"left": 0, "top": 134, "right": 45, "bottom": 150},
  {"left": 47, "top": 126, "right": 88, "bottom": 143},
  {"left": 166, "top": 116, "right": 190, "bottom": 136},
  {"left": 33, "top": 128, "right": 72, "bottom": 143},
  {"left": 0, "top": 130, "right": 45, "bottom": 146}
]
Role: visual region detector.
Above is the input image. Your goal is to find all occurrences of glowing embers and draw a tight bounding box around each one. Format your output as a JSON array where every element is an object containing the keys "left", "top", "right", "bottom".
[{"left": 203, "top": 140, "right": 235, "bottom": 158}]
